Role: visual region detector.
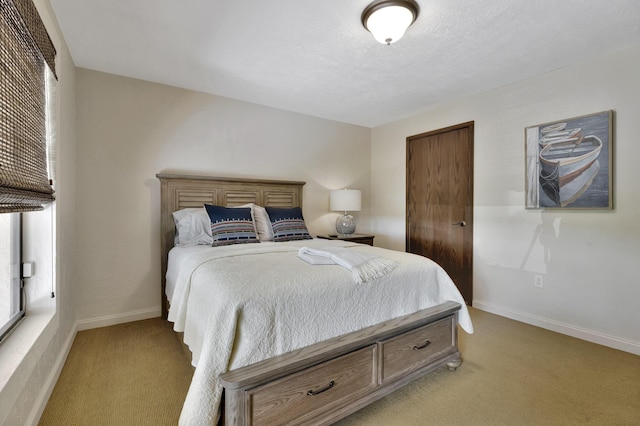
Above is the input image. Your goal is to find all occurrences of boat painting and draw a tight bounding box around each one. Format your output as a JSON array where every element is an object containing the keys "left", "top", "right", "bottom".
[
  {"left": 540, "top": 122, "right": 567, "bottom": 135},
  {"left": 539, "top": 135, "right": 602, "bottom": 186},
  {"left": 540, "top": 160, "right": 600, "bottom": 208},
  {"left": 538, "top": 127, "right": 582, "bottom": 147},
  {"left": 525, "top": 110, "right": 612, "bottom": 209}
]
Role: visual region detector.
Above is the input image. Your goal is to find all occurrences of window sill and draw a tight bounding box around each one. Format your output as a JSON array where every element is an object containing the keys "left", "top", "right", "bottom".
[{"left": 0, "top": 296, "right": 56, "bottom": 401}]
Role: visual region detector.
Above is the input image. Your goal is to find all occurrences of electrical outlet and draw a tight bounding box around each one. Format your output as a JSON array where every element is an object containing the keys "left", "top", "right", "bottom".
[{"left": 534, "top": 274, "right": 544, "bottom": 288}]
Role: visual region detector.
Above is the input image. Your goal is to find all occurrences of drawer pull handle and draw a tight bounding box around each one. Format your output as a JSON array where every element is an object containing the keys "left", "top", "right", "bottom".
[
  {"left": 307, "top": 380, "right": 335, "bottom": 396},
  {"left": 413, "top": 340, "right": 431, "bottom": 350}
]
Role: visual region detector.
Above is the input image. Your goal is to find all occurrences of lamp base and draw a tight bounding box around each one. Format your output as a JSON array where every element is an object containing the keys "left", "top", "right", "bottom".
[{"left": 336, "top": 214, "right": 356, "bottom": 234}]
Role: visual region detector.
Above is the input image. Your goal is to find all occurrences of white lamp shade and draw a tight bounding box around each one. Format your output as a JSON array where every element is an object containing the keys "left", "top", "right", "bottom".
[
  {"left": 330, "top": 189, "right": 361, "bottom": 212},
  {"left": 364, "top": 5, "right": 415, "bottom": 45}
]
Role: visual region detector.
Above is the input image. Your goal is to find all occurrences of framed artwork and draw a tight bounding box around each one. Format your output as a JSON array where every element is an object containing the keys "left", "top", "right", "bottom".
[{"left": 525, "top": 110, "right": 613, "bottom": 209}]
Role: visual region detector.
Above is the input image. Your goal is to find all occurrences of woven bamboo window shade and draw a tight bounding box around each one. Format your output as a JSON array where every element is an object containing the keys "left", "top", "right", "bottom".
[{"left": 0, "top": 0, "right": 57, "bottom": 213}]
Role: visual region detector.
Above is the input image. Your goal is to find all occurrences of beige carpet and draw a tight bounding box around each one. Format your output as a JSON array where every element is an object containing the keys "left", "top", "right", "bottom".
[
  {"left": 39, "top": 318, "right": 194, "bottom": 426},
  {"left": 40, "top": 309, "right": 639, "bottom": 425}
]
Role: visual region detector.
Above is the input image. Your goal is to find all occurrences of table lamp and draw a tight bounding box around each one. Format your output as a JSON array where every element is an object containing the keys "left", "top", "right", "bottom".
[{"left": 330, "top": 189, "right": 361, "bottom": 235}]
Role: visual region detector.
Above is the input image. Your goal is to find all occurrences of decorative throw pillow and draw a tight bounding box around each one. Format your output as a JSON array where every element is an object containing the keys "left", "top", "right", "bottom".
[
  {"left": 265, "top": 206, "right": 312, "bottom": 242},
  {"left": 204, "top": 204, "right": 259, "bottom": 246}
]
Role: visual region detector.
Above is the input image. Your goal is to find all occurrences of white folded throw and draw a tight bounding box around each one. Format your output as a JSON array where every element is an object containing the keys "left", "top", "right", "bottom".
[{"left": 298, "top": 246, "right": 398, "bottom": 284}]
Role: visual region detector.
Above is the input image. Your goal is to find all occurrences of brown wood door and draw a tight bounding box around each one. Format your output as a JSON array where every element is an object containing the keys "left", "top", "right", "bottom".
[{"left": 406, "top": 122, "right": 474, "bottom": 304}]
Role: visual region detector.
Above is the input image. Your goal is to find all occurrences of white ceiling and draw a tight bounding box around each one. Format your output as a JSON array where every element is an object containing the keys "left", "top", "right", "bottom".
[{"left": 49, "top": 0, "right": 640, "bottom": 127}]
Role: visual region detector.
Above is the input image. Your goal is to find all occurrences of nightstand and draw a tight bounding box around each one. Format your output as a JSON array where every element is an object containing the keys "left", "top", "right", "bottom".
[{"left": 317, "top": 233, "right": 375, "bottom": 246}]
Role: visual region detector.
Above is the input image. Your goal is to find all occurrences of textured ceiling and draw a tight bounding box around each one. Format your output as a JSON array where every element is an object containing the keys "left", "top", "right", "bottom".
[{"left": 49, "top": 0, "right": 640, "bottom": 127}]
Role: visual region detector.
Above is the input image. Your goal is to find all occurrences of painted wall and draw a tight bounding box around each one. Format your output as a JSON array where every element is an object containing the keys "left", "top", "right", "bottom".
[
  {"left": 74, "top": 70, "right": 371, "bottom": 324},
  {"left": 371, "top": 45, "right": 640, "bottom": 354},
  {"left": 0, "top": 0, "right": 78, "bottom": 424}
]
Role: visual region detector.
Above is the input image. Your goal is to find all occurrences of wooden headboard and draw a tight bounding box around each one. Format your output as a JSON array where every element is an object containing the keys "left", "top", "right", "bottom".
[{"left": 156, "top": 173, "right": 306, "bottom": 318}]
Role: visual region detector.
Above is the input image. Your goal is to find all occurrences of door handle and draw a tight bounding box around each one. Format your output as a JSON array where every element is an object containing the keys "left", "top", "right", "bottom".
[{"left": 452, "top": 221, "right": 466, "bottom": 227}]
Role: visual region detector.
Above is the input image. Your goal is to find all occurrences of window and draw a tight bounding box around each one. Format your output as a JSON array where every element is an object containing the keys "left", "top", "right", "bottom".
[
  {"left": 0, "top": 213, "right": 21, "bottom": 341},
  {"left": 1, "top": 0, "right": 57, "bottom": 341}
]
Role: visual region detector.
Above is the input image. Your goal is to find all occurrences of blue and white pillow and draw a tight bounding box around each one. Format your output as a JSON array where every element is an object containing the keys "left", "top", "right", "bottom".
[
  {"left": 204, "top": 204, "right": 259, "bottom": 246},
  {"left": 265, "top": 207, "right": 312, "bottom": 242}
]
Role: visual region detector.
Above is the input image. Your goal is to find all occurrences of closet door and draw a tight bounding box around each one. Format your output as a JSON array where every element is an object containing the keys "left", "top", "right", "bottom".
[{"left": 406, "top": 122, "right": 474, "bottom": 304}]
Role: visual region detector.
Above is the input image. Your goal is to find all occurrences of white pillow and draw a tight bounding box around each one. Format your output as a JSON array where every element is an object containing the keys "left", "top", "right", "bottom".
[
  {"left": 172, "top": 207, "right": 212, "bottom": 246},
  {"left": 252, "top": 204, "right": 274, "bottom": 241},
  {"left": 235, "top": 203, "right": 273, "bottom": 241}
]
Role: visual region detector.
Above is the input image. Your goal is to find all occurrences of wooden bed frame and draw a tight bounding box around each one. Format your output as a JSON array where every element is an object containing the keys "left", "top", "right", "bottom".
[{"left": 157, "top": 173, "right": 463, "bottom": 425}]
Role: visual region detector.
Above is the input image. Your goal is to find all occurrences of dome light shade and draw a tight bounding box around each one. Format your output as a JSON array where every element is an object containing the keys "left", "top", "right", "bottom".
[{"left": 362, "top": 0, "right": 419, "bottom": 45}]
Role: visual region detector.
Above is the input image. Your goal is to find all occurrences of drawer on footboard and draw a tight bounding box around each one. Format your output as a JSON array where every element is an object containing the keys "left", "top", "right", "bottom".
[
  {"left": 246, "top": 345, "right": 377, "bottom": 425},
  {"left": 378, "top": 315, "right": 455, "bottom": 384}
]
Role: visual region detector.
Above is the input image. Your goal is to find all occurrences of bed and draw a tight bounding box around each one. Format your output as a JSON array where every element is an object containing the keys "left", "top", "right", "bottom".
[{"left": 157, "top": 173, "right": 473, "bottom": 426}]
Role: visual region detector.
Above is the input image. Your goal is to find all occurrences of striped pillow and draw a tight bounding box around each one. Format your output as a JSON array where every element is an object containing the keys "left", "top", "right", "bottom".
[
  {"left": 265, "top": 207, "right": 312, "bottom": 242},
  {"left": 204, "top": 204, "right": 259, "bottom": 246}
]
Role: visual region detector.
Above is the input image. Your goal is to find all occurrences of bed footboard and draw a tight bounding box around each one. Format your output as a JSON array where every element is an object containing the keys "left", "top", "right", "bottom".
[{"left": 220, "top": 301, "right": 462, "bottom": 425}]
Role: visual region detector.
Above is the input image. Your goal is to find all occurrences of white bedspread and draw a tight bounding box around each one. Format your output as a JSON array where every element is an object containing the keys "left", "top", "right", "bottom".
[{"left": 167, "top": 239, "right": 473, "bottom": 426}]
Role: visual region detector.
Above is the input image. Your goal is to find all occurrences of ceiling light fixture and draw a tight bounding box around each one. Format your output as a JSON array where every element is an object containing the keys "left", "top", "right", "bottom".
[{"left": 361, "top": 0, "right": 420, "bottom": 45}]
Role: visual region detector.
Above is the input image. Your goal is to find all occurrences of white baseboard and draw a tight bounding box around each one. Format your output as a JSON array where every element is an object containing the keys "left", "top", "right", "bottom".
[
  {"left": 76, "top": 307, "right": 161, "bottom": 331},
  {"left": 28, "top": 323, "right": 78, "bottom": 426},
  {"left": 473, "top": 300, "right": 640, "bottom": 356}
]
